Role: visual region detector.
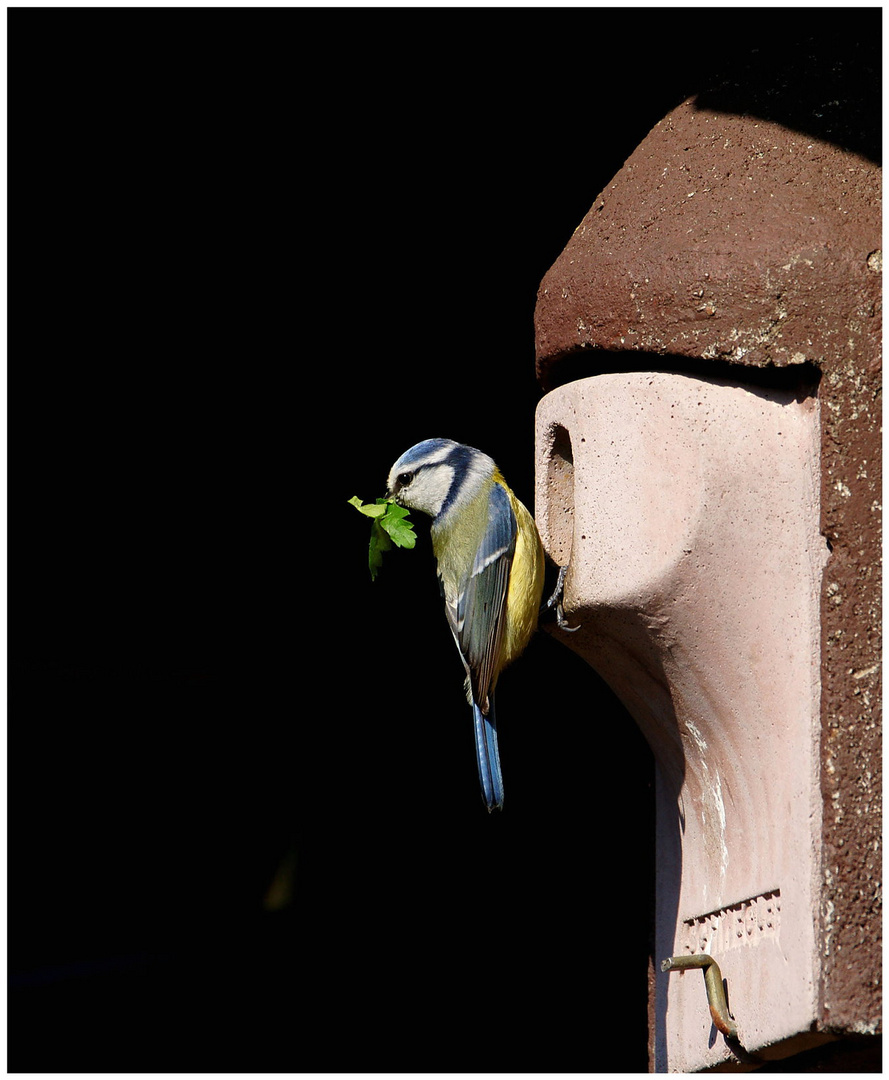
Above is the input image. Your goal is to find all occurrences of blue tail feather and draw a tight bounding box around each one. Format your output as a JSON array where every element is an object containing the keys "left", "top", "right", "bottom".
[{"left": 473, "top": 697, "right": 504, "bottom": 811}]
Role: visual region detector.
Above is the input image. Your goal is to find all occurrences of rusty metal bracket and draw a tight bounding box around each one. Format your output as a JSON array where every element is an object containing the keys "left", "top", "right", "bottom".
[{"left": 661, "top": 953, "right": 738, "bottom": 1040}]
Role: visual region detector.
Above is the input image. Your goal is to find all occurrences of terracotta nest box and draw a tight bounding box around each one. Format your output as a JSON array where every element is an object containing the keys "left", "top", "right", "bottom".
[{"left": 533, "top": 51, "right": 880, "bottom": 1072}]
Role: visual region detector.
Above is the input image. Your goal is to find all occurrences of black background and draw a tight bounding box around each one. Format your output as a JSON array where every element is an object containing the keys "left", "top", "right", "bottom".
[{"left": 11, "top": 9, "right": 879, "bottom": 1074}]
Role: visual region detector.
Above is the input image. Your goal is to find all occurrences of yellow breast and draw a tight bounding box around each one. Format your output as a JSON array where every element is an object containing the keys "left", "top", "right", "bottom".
[{"left": 497, "top": 477, "right": 545, "bottom": 674}]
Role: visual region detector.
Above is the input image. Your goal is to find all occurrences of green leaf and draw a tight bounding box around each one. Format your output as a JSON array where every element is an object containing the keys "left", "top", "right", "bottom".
[
  {"left": 368, "top": 520, "right": 392, "bottom": 581},
  {"left": 379, "top": 502, "right": 417, "bottom": 549},
  {"left": 349, "top": 496, "right": 417, "bottom": 579},
  {"left": 348, "top": 495, "right": 387, "bottom": 519}
]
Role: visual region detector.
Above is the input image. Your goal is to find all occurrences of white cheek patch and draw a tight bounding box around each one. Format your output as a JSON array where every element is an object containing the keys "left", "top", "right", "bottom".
[{"left": 413, "top": 464, "right": 455, "bottom": 516}]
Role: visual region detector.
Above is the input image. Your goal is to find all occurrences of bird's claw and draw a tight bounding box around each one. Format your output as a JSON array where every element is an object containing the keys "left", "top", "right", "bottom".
[
  {"left": 555, "top": 605, "right": 580, "bottom": 632},
  {"left": 543, "top": 564, "right": 581, "bottom": 632}
]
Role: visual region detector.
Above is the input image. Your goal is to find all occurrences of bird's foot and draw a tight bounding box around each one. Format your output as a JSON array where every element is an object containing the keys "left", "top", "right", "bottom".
[{"left": 542, "top": 564, "right": 580, "bottom": 632}]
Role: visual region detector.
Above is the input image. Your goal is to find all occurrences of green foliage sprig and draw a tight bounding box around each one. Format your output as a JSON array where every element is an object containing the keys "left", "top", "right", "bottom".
[{"left": 348, "top": 496, "right": 417, "bottom": 580}]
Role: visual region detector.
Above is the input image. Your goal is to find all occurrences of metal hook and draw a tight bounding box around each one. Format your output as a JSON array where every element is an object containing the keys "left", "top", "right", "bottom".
[{"left": 660, "top": 953, "right": 738, "bottom": 1040}]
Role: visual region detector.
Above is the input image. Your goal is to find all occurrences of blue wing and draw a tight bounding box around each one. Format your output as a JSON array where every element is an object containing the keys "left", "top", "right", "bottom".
[
  {"left": 452, "top": 482, "right": 516, "bottom": 811},
  {"left": 455, "top": 482, "right": 516, "bottom": 711}
]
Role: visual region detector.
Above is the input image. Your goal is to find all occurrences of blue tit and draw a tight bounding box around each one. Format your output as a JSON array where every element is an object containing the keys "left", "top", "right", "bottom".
[{"left": 387, "top": 438, "right": 545, "bottom": 811}]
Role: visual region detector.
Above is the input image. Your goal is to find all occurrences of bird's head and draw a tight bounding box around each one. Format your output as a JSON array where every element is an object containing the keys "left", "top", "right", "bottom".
[{"left": 386, "top": 438, "right": 495, "bottom": 520}]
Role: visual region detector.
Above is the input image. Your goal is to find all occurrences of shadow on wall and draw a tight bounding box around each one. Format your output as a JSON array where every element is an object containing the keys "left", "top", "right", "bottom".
[{"left": 693, "top": 31, "right": 880, "bottom": 165}]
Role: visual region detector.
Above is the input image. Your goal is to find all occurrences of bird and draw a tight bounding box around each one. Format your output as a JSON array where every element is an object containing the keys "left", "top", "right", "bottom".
[{"left": 386, "top": 438, "right": 545, "bottom": 811}]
